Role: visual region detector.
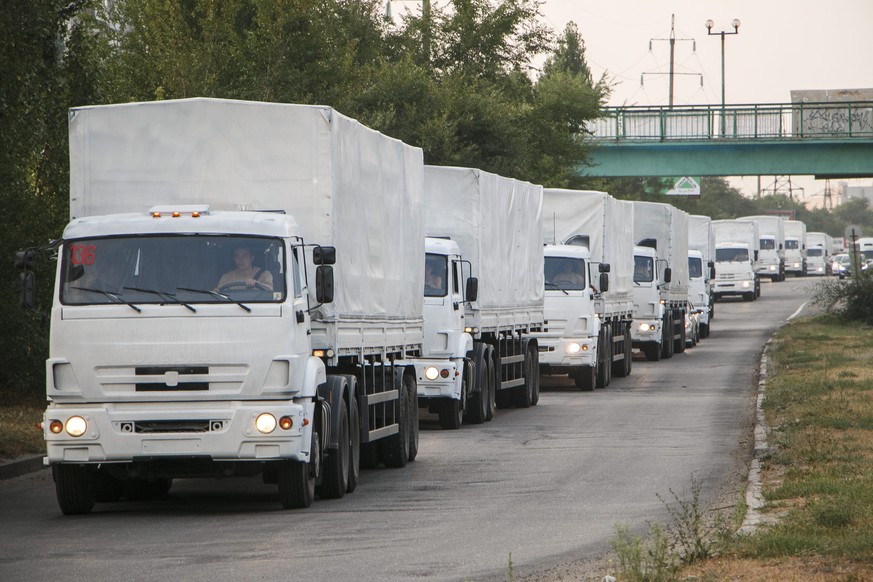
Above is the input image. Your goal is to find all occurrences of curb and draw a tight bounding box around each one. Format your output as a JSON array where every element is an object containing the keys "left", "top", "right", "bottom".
[
  {"left": 0, "top": 455, "right": 46, "bottom": 481},
  {"left": 738, "top": 338, "right": 773, "bottom": 534}
]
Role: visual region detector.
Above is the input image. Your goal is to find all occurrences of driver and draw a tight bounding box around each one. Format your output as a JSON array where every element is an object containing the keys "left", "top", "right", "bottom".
[{"left": 215, "top": 246, "right": 273, "bottom": 292}]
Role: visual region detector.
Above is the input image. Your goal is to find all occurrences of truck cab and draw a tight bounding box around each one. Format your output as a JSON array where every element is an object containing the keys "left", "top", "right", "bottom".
[
  {"left": 536, "top": 244, "right": 600, "bottom": 390},
  {"left": 757, "top": 234, "right": 784, "bottom": 281},
  {"left": 415, "top": 237, "right": 475, "bottom": 429},
  {"left": 631, "top": 246, "right": 668, "bottom": 361},
  {"left": 784, "top": 236, "right": 806, "bottom": 277},
  {"left": 713, "top": 242, "right": 759, "bottom": 301},
  {"left": 688, "top": 249, "right": 713, "bottom": 338}
]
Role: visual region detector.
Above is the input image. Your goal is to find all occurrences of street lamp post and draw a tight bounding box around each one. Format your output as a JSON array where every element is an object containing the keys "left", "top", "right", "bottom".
[{"left": 705, "top": 18, "right": 740, "bottom": 136}]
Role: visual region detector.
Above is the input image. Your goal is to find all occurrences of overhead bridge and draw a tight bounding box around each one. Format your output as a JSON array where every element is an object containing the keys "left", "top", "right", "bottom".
[{"left": 583, "top": 101, "right": 873, "bottom": 179}]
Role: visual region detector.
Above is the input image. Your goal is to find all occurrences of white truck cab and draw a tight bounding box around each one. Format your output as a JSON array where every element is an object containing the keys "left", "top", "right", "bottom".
[
  {"left": 631, "top": 246, "right": 666, "bottom": 361},
  {"left": 713, "top": 242, "right": 759, "bottom": 301}
]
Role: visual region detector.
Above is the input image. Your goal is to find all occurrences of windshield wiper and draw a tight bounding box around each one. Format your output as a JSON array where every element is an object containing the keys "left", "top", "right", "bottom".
[
  {"left": 69, "top": 287, "right": 142, "bottom": 313},
  {"left": 124, "top": 286, "right": 196, "bottom": 313},
  {"left": 176, "top": 287, "right": 252, "bottom": 313},
  {"left": 544, "top": 281, "right": 569, "bottom": 295}
]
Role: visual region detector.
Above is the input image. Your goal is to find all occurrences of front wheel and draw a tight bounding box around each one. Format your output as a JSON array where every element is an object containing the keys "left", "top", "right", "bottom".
[
  {"left": 644, "top": 343, "right": 661, "bottom": 362},
  {"left": 53, "top": 464, "right": 95, "bottom": 515},
  {"left": 573, "top": 365, "right": 596, "bottom": 391},
  {"left": 277, "top": 436, "right": 318, "bottom": 509}
]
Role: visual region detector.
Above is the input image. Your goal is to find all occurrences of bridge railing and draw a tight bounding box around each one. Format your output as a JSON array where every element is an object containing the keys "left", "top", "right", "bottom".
[{"left": 590, "top": 101, "right": 873, "bottom": 141}]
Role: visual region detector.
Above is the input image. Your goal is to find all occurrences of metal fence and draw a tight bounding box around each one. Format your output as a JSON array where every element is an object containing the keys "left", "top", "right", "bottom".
[{"left": 590, "top": 102, "right": 873, "bottom": 141}]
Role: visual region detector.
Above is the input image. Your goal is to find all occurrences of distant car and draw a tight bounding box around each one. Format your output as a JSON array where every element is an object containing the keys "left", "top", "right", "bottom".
[
  {"left": 685, "top": 309, "right": 701, "bottom": 347},
  {"left": 832, "top": 254, "right": 851, "bottom": 279}
]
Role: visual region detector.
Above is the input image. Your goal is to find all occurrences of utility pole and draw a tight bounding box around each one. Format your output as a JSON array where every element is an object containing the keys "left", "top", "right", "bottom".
[
  {"left": 643, "top": 15, "right": 700, "bottom": 108},
  {"left": 386, "top": 0, "right": 431, "bottom": 62}
]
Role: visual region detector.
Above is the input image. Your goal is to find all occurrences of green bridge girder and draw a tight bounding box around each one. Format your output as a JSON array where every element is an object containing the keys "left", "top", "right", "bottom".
[
  {"left": 583, "top": 139, "right": 873, "bottom": 179},
  {"left": 582, "top": 101, "right": 873, "bottom": 179}
]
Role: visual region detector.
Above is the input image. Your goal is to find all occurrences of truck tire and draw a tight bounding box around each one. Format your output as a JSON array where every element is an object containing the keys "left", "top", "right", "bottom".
[
  {"left": 347, "top": 390, "right": 360, "bottom": 493},
  {"left": 406, "top": 372, "right": 419, "bottom": 462},
  {"left": 513, "top": 341, "right": 536, "bottom": 408},
  {"left": 529, "top": 343, "right": 540, "bottom": 406},
  {"left": 277, "top": 455, "right": 316, "bottom": 509},
  {"left": 380, "top": 371, "right": 410, "bottom": 468},
  {"left": 318, "top": 397, "right": 349, "bottom": 499},
  {"left": 613, "top": 323, "right": 632, "bottom": 378},
  {"left": 466, "top": 344, "right": 489, "bottom": 423},
  {"left": 439, "top": 362, "right": 468, "bottom": 430},
  {"left": 596, "top": 324, "right": 612, "bottom": 388},
  {"left": 53, "top": 464, "right": 95, "bottom": 515},
  {"left": 661, "top": 313, "right": 674, "bottom": 360},
  {"left": 644, "top": 343, "right": 661, "bottom": 362},
  {"left": 485, "top": 347, "right": 497, "bottom": 420},
  {"left": 743, "top": 292, "right": 755, "bottom": 301},
  {"left": 573, "top": 365, "right": 596, "bottom": 390},
  {"left": 674, "top": 311, "right": 686, "bottom": 354}
]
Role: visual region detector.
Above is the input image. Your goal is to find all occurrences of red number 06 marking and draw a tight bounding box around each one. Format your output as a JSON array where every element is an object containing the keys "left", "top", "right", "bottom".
[{"left": 70, "top": 244, "right": 96, "bottom": 266}]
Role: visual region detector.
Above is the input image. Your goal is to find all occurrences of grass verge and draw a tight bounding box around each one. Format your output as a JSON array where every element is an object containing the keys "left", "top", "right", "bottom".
[
  {"left": 0, "top": 399, "right": 45, "bottom": 458},
  {"left": 675, "top": 315, "right": 873, "bottom": 580}
]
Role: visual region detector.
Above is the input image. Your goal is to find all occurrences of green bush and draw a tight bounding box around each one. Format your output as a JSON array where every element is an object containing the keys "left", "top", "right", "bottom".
[{"left": 809, "top": 270, "right": 873, "bottom": 325}]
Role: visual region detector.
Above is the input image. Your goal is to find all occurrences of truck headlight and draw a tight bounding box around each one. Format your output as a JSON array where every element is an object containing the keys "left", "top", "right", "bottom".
[
  {"left": 65, "top": 416, "right": 88, "bottom": 437},
  {"left": 638, "top": 323, "right": 656, "bottom": 332},
  {"left": 565, "top": 342, "right": 582, "bottom": 354},
  {"left": 255, "top": 413, "right": 277, "bottom": 434},
  {"left": 742, "top": 281, "right": 751, "bottom": 288},
  {"left": 769, "top": 265, "right": 776, "bottom": 271},
  {"left": 424, "top": 366, "right": 440, "bottom": 380}
]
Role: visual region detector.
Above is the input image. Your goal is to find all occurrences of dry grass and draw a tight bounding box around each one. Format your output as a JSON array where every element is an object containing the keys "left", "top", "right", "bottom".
[
  {"left": 0, "top": 402, "right": 45, "bottom": 458},
  {"left": 682, "top": 556, "right": 873, "bottom": 581}
]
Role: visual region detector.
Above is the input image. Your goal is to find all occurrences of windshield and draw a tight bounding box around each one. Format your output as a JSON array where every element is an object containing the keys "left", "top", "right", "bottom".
[
  {"left": 759, "top": 238, "right": 776, "bottom": 250},
  {"left": 60, "top": 235, "right": 287, "bottom": 305},
  {"left": 688, "top": 257, "right": 703, "bottom": 278},
  {"left": 545, "top": 256, "right": 586, "bottom": 290},
  {"left": 807, "top": 248, "right": 823, "bottom": 257},
  {"left": 716, "top": 247, "right": 750, "bottom": 262},
  {"left": 785, "top": 239, "right": 799, "bottom": 250},
  {"left": 633, "top": 255, "right": 654, "bottom": 283},
  {"left": 425, "top": 253, "right": 448, "bottom": 297}
]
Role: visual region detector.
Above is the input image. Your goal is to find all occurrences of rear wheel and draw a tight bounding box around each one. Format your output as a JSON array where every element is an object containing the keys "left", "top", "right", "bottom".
[
  {"left": 347, "top": 392, "right": 360, "bottom": 493},
  {"left": 613, "top": 324, "right": 632, "bottom": 378},
  {"left": 406, "top": 373, "right": 419, "bottom": 462},
  {"left": 381, "top": 371, "right": 410, "bottom": 468},
  {"left": 53, "top": 464, "right": 95, "bottom": 515},
  {"left": 466, "top": 344, "right": 489, "bottom": 423},
  {"left": 514, "top": 342, "right": 535, "bottom": 408},
  {"left": 674, "top": 312, "right": 686, "bottom": 354},
  {"left": 485, "top": 347, "right": 497, "bottom": 420},
  {"left": 596, "top": 324, "right": 612, "bottom": 388}
]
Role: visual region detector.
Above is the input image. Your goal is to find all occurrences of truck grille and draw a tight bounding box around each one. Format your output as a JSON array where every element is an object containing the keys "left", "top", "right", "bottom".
[
  {"left": 135, "top": 366, "right": 209, "bottom": 392},
  {"left": 128, "top": 420, "right": 223, "bottom": 433}
]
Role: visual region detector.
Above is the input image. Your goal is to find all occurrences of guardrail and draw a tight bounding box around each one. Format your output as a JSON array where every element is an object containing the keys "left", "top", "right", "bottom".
[{"left": 591, "top": 101, "right": 873, "bottom": 141}]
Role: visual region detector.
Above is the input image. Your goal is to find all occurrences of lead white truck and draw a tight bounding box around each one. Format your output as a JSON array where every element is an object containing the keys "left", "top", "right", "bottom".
[
  {"left": 415, "top": 166, "right": 544, "bottom": 428},
  {"left": 24, "top": 98, "right": 426, "bottom": 514},
  {"left": 784, "top": 219, "right": 808, "bottom": 277},
  {"left": 631, "top": 201, "right": 690, "bottom": 361},
  {"left": 739, "top": 214, "right": 785, "bottom": 281},
  {"left": 688, "top": 215, "right": 714, "bottom": 339},
  {"left": 711, "top": 219, "right": 761, "bottom": 301},
  {"left": 536, "top": 189, "right": 635, "bottom": 390}
]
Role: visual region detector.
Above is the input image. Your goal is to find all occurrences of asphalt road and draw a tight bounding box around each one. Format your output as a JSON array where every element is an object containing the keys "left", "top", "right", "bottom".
[{"left": 0, "top": 278, "right": 815, "bottom": 582}]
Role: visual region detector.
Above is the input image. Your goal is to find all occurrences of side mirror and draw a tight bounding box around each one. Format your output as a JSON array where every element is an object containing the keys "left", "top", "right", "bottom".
[
  {"left": 599, "top": 263, "right": 611, "bottom": 273},
  {"left": 14, "top": 250, "right": 36, "bottom": 270},
  {"left": 313, "top": 246, "right": 336, "bottom": 266},
  {"left": 465, "top": 277, "right": 479, "bottom": 303},
  {"left": 599, "top": 273, "right": 609, "bottom": 293},
  {"left": 315, "top": 265, "right": 334, "bottom": 304},
  {"left": 20, "top": 271, "right": 36, "bottom": 310},
  {"left": 663, "top": 267, "right": 672, "bottom": 283}
]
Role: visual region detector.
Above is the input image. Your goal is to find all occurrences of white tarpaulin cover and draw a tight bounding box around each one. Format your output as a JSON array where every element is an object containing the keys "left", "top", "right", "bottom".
[
  {"left": 633, "top": 201, "right": 689, "bottom": 301},
  {"left": 68, "top": 98, "right": 425, "bottom": 335},
  {"left": 424, "top": 166, "right": 543, "bottom": 331},
  {"left": 738, "top": 215, "right": 785, "bottom": 245},
  {"left": 712, "top": 220, "right": 760, "bottom": 252},
  {"left": 688, "top": 215, "right": 714, "bottom": 264},
  {"left": 784, "top": 220, "right": 807, "bottom": 244},
  {"left": 542, "top": 189, "right": 634, "bottom": 315}
]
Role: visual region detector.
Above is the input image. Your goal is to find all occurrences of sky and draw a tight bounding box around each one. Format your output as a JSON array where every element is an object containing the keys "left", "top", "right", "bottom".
[{"left": 535, "top": 0, "right": 873, "bottom": 204}]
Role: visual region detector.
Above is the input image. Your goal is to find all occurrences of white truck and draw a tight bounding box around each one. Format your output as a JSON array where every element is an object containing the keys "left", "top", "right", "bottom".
[
  {"left": 806, "top": 232, "right": 834, "bottom": 276},
  {"left": 23, "top": 98, "right": 426, "bottom": 514},
  {"left": 415, "top": 166, "right": 543, "bottom": 428},
  {"left": 536, "top": 189, "right": 635, "bottom": 390},
  {"left": 784, "top": 220, "right": 808, "bottom": 277},
  {"left": 631, "top": 201, "right": 690, "bottom": 361},
  {"left": 711, "top": 219, "right": 760, "bottom": 301},
  {"left": 739, "top": 214, "right": 785, "bottom": 281},
  {"left": 688, "top": 215, "right": 715, "bottom": 339}
]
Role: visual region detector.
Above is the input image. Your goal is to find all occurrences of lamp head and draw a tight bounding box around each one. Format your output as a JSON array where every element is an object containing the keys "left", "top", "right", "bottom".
[
  {"left": 732, "top": 19, "right": 741, "bottom": 31},
  {"left": 705, "top": 19, "right": 714, "bottom": 31}
]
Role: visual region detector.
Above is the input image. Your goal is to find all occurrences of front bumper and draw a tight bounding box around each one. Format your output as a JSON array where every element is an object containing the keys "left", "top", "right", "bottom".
[
  {"left": 43, "top": 400, "right": 311, "bottom": 464},
  {"left": 414, "top": 359, "right": 463, "bottom": 400}
]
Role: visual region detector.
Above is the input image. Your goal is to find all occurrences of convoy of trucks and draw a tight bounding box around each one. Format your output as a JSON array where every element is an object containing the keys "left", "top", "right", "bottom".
[{"left": 11, "top": 97, "right": 837, "bottom": 516}]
